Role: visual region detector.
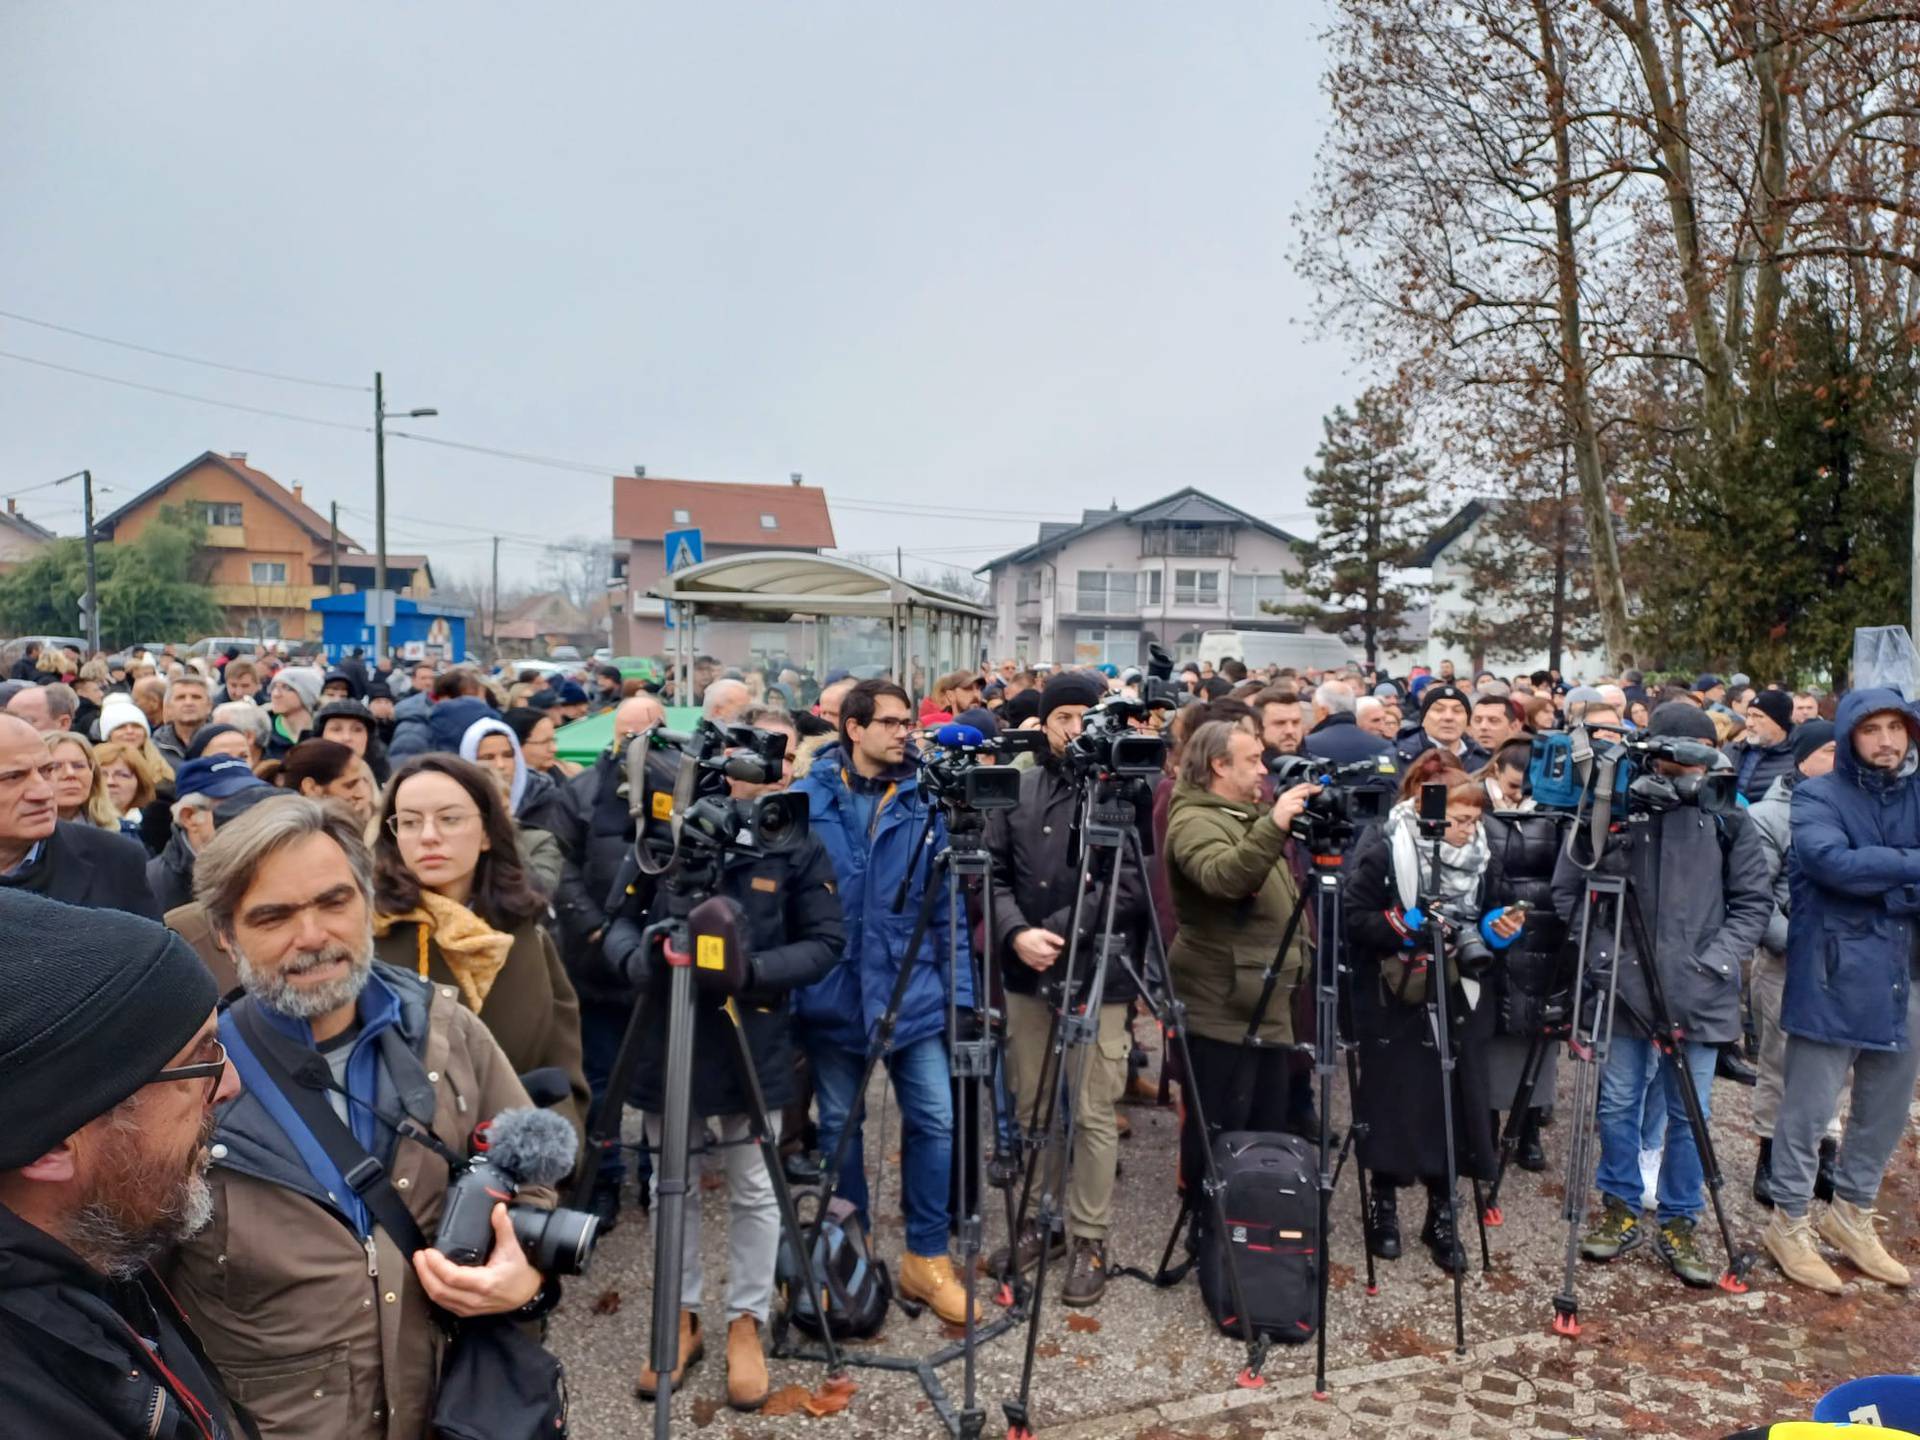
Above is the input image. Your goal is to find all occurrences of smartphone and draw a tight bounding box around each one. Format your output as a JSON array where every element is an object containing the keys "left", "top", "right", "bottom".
[{"left": 1419, "top": 780, "right": 1448, "bottom": 825}]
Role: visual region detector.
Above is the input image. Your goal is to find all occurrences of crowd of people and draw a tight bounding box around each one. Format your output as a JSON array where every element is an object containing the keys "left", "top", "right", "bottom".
[{"left": 1, "top": 631, "right": 1912, "bottom": 1437}]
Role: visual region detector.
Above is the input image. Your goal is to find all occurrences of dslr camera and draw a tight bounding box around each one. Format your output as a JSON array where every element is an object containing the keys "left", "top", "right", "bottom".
[
  {"left": 435, "top": 1107, "right": 600, "bottom": 1276},
  {"left": 1265, "top": 752, "right": 1397, "bottom": 848},
  {"left": 626, "top": 718, "right": 810, "bottom": 861}
]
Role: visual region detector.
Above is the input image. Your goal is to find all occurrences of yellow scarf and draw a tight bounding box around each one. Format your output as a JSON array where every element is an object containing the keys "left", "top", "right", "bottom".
[{"left": 374, "top": 891, "right": 512, "bottom": 1012}]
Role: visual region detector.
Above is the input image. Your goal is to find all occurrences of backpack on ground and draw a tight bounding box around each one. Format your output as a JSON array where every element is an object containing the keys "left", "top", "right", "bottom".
[{"left": 1193, "top": 1130, "right": 1320, "bottom": 1344}]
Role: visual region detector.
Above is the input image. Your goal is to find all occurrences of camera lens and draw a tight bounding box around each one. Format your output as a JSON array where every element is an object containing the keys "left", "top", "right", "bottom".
[{"left": 510, "top": 1204, "right": 601, "bottom": 1276}]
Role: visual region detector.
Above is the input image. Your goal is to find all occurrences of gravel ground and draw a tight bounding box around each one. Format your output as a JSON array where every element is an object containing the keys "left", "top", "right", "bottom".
[{"left": 547, "top": 1024, "right": 1920, "bottom": 1439}]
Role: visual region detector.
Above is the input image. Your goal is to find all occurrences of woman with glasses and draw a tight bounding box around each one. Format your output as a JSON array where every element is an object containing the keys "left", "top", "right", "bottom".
[
  {"left": 95, "top": 738, "right": 163, "bottom": 847},
  {"left": 504, "top": 704, "right": 582, "bottom": 780},
  {"left": 459, "top": 716, "right": 568, "bottom": 896},
  {"left": 369, "top": 754, "right": 590, "bottom": 1145},
  {"left": 45, "top": 731, "right": 119, "bottom": 830}
]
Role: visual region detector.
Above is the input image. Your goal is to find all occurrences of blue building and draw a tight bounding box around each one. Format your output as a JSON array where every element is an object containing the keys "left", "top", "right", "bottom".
[{"left": 311, "top": 593, "right": 469, "bottom": 664}]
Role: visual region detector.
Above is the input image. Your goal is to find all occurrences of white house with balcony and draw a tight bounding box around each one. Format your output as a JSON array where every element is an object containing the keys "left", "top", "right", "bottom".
[{"left": 976, "top": 488, "right": 1307, "bottom": 667}]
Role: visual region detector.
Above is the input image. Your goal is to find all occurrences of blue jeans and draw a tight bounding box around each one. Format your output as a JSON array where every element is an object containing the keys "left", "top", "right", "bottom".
[
  {"left": 806, "top": 1033, "right": 954, "bottom": 1258},
  {"left": 1597, "top": 1036, "right": 1715, "bottom": 1224},
  {"left": 580, "top": 998, "right": 644, "bottom": 1189}
]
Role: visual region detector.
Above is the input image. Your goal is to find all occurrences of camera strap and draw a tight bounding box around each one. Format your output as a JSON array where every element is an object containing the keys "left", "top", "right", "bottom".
[{"left": 231, "top": 1002, "right": 430, "bottom": 1262}]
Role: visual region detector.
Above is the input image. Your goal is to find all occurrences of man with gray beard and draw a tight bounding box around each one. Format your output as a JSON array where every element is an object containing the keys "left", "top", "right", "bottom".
[
  {"left": 161, "top": 796, "right": 558, "bottom": 1439},
  {"left": 0, "top": 890, "right": 250, "bottom": 1437}
]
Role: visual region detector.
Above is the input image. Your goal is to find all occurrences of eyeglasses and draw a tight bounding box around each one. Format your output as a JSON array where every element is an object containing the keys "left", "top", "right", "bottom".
[
  {"left": 388, "top": 809, "right": 483, "bottom": 838},
  {"left": 149, "top": 1038, "right": 229, "bottom": 1106},
  {"left": 857, "top": 716, "right": 913, "bottom": 732}
]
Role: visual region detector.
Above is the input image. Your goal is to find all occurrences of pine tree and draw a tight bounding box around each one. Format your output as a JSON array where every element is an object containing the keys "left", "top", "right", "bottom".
[{"left": 1283, "top": 387, "right": 1445, "bottom": 666}]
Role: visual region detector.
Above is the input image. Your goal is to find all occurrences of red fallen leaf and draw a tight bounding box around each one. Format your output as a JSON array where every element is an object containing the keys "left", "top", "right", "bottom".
[
  {"left": 819, "top": 1375, "right": 858, "bottom": 1399},
  {"left": 1065, "top": 1314, "right": 1101, "bottom": 1333},
  {"left": 761, "top": 1384, "right": 816, "bottom": 1417},
  {"left": 591, "top": 1288, "right": 621, "bottom": 1315},
  {"left": 802, "top": 1380, "right": 856, "bottom": 1417},
  {"left": 689, "top": 1395, "right": 723, "bottom": 1427}
]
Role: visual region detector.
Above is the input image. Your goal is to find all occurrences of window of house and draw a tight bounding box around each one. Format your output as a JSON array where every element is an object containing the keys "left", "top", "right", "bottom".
[
  {"left": 250, "top": 561, "right": 288, "bottom": 585},
  {"left": 1074, "top": 627, "right": 1137, "bottom": 666},
  {"left": 1230, "top": 573, "right": 1291, "bottom": 615},
  {"left": 195, "top": 502, "right": 243, "bottom": 527},
  {"left": 1016, "top": 572, "right": 1039, "bottom": 604},
  {"left": 1174, "top": 569, "right": 1221, "bottom": 606},
  {"left": 245, "top": 618, "right": 281, "bottom": 640},
  {"left": 1140, "top": 570, "right": 1163, "bottom": 606},
  {"left": 1075, "top": 570, "right": 1138, "bottom": 614},
  {"left": 672, "top": 508, "right": 691, "bottom": 524},
  {"left": 760, "top": 514, "right": 779, "bottom": 530}
]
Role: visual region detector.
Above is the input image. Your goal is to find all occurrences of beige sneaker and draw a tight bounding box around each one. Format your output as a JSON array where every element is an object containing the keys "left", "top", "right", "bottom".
[
  {"left": 1818, "top": 1198, "right": 1911, "bottom": 1288},
  {"left": 1762, "top": 1213, "right": 1844, "bottom": 1295}
]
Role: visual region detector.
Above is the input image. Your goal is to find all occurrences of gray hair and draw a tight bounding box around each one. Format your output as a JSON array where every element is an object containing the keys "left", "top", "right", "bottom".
[
  {"left": 1355, "top": 695, "right": 1384, "bottom": 723},
  {"left": 1177, "top": 720, "right": 1245, "bottom": 790},
  {"left": 41, "top": 682, "right": 78, "bottom": 723},
  {"left": 701, "top": 678, "right": 751, "bottom": 720},
  {"left": 212, "top": 700, "right": 271, "bottom": 750},
  {"left": 740, "top": 706, "right": 797, "bottom": 732},
  {"left": 1313, "top": 681, "right": 1356, "bottom": 716},
  {"left": 165, "top": 674, "right": 209, "bottom": 700},
  {"left": 194, "top": 795, "right": 373, "bottom": 943}
]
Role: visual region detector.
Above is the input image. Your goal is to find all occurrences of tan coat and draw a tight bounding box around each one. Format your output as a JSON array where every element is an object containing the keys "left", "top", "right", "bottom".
[{"left": 165, "top": 969, "right": 536, "bottom": 1440}]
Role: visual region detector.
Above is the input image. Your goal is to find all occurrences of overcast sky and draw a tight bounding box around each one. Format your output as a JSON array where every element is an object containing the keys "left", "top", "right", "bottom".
[{"left": 1, "top": 2, "right": 1356, "bottom": 590}]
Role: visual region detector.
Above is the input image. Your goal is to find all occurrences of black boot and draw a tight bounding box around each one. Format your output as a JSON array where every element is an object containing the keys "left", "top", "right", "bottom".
[
  {"left": 1814, "top": 1136, "right": 1839, "bottom": 1205},
  {"left": 1716, "top": 1044, "right": 1759, "bottom": 1087},
  {"left": 1422, "top": 1189, "right": 1467, "bottom": 1275},
  {"left": 1366, "top": 1186, "right": 1402, "bottom": 1261},
  {"left": 1517, "top": 1108, "right": 1548, "bottom": 1173},
  {"left": 1752, "top": 1137, "right": 1774, "bottom": 1209}
]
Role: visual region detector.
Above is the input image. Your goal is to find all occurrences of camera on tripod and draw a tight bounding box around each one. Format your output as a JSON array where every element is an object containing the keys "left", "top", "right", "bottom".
[
  {"left": 1265, "top": 753, "right": 1396, "bottom": 848},
  {"left": 627, "top": 719, "right": 811, "bottom": 860},
  {"left": 919, "top": 723, "right": 1048, "bottom": 811},
  {"left": 1529, "top": 727, "right": 1737, "bottom": 816},
  {"left": 1065, "top": 695, "right": 1170, "bottom": 779}
]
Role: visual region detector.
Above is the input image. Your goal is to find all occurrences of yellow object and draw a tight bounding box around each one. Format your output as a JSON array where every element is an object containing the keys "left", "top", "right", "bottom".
[
  {"left": 696, "top": 934, "right": 727, "bottom": 971},
  {"left": 1726, "top": 1425, "right": 1920, "bottom": 1438},
  {"left": 652, "top": 791, "right": 673, "bottom": 820}
]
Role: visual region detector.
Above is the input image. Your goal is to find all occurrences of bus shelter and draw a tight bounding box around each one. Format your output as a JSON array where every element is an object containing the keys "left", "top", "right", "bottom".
[{"left": 648, "top": 551, "right": 993, "bottom": 704}]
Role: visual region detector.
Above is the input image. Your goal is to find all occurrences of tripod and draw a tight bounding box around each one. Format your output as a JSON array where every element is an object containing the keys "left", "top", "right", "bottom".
[
  {"left": 776, "top": 795, "right": 1017, "bottom": 1440},
  {"left": 1550, "top": 863, "right": 1756, "bottom": 1339},
  {"left": 578, "top": 851, "right": 848, "bottom": 1440}
]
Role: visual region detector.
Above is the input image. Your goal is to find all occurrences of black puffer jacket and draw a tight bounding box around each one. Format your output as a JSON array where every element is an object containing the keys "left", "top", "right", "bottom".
[
  {"left": 1481, "top": 809, "right": 1573, "bottom": 1039},
  {"left": 551, "top": 751, "right": 638, "bottom": 1006},
  {"left": 602, "top": 834, "right": 844, "bottom": 1115},
  {"left": 0, "top": 1203, "right": 254, "bottom": 1439}
]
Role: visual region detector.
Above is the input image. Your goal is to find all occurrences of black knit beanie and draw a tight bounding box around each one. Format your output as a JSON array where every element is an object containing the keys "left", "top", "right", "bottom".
[
  {"left": 1040, "top": 670, "right": 1107, "bottom": 720},
  {"left": 0, "top": 891, "right": 218, "bottom": 1169}
]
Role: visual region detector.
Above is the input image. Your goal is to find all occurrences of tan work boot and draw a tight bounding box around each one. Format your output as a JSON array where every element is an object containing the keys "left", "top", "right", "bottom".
[
  {"left": 1761, "top": 1213, "right": 1844, "bottom": 1295},
  {"left": 1819, "top": 1198, "right": 1911, "bottom": 1288},
  {"left": 897, "top": 1252, "right": 977, "bottom": 1325},
  {"left": 726, "top": 1315, "right": 769, "bottom": 1411},
  {"left": 634, "top": 1309, "right": 704, "bottom": 1398}
]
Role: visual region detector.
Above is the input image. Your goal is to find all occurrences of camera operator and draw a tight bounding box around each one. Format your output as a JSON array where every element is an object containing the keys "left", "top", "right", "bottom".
[
  {"left": 165, "top": 797, "right": 561, "bottom": 1437},
  {"left": 0, "top": 893, "right": 250, "bottom": 1438},
  {"left": 790, "top": 679, "right": 977, "bottom": 1326},
  {"left": 601, "top": 708, "right": 843, "bottom": 1409},
  {"left": 984, "top": 672, "right": 1143, "bottom": 1306},
  {"left": 1345, "top": 752, "right": 1522, "bottom": 1272},
  {"left": 1163, "top": 721, "right": 1318, "bottom": 1196},
  {"left": 1552, "top": 703, "right": 1770, "bottom": 1287},
  {"left": 1762, "top": 692, "right": 1920, "bottom": 1294}
]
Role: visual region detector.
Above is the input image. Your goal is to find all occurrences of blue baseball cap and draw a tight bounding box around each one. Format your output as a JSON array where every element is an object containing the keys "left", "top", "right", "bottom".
[
  {"left": 175, "top": 755, "right": 269, "bottom": 801},
  {"left": 552, "top": 680, "right": 589, "bottom": 705}
]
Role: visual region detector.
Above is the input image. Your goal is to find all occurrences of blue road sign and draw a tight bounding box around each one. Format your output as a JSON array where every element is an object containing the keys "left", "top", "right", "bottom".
[{"left": 663, "top": 527, "right": 703, "bottom": 629}]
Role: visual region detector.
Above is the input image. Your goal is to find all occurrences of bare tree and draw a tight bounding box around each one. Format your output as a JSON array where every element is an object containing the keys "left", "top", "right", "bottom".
[{"left": 539, "top": 536, "right": 613, "bottom": 613}]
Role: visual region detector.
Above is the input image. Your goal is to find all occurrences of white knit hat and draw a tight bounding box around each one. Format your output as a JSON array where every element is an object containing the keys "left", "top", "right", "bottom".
[{"left": 98, "top": 694, "right": 150, "bottom": 739}]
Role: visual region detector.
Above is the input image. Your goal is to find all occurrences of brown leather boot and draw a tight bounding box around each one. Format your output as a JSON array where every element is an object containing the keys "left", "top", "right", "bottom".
[
  {"left": 726, "top": 1315, "right": 769, "bottom": 1411},
  {"left": 634, "top": 1309, "right": 704, "bottom": 1399}
]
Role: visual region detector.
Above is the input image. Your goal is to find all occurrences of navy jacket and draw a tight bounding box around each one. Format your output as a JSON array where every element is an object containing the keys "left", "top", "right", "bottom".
[
  {"left": 1785, "top": 688, "right": 1920, "bottom": 1051},
  {"left": 386, "top": 690, "right": 434, "bottom": 761},
  {"left": 1727, "top": 735, "right": 1797, "bottom": 807},
  {"left": 791, "top": 744, "right": 974, "bottom": 1053},
  {"left": 1303, "top": 712, "right": 1398, "bottom": 768}
]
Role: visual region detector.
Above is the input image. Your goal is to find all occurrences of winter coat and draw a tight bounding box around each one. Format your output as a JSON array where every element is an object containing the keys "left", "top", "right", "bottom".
[
  {"left": 425, "top": 696, "right": 499, "bottom": 756},
  {"left": 1393, "top": 724, "right": 1490, "bottom": 773},
  {"left": 1727, "top": 736, "right": 1797, "bottom": 806},
  {"left": 550, "top": 750, "right": 638, "bottom": 1006},
  {"left": 166, "top": 965, "right": 540, "bottom": 1440},
  {"left": 1785, "top": 687, "right": 1920, "bottom": 1051},
  {"left": 1481, "top": 809, "right": 1573, "bottom": 1040},
  {"left": 145, "top": 825, "right": 198, "bottom": 914},
  {"left": 1550, "top": 797, "right": 1771, "bottom": 1046},
  {"left": 165, "top": 899, "right": 239, "bottom": 993},
  {"left": 1303, "top": 711, "right": 1398, "bottom": 770},
  {"left": 0, "top": 1202, "right": 254, "bottom": 1440},
  {"left": 151, "top": 721, "right": 193, "bottom": 775},
  {"left": 1344, "top": 822, "right": 1514, "bottom": 1182},
  {"left": 790, "top": 745, "right": 975, "bottom": 1054},
  {"left": 0, "top": 821, "right": 160, "bottom": 919},
  {"left": 1747, "top": 771, "right": 1800, "bottom": 958},
  {"left": 604, "top": 833, "right": 844, "bottom": 1116},
  {"left": 372, "top": 911, "right": 590, "bottom": 1144},
  {"left": 986, "top": 757, "right": 1144, "bottom": 1008},
  {"left": 1162, "top": 781, "right": 1309, "bottom": 1046},
  {"left": 386, "top": 689, "right": 434, "bottom": 762}
]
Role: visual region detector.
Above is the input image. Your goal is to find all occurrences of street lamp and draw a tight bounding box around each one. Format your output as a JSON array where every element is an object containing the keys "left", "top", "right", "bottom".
[
  {"left": 373, "top": 372, "right": 438, "bottom": 659},
  {"left": 51, "top": 470, "right": 113, "bottom": 654}
]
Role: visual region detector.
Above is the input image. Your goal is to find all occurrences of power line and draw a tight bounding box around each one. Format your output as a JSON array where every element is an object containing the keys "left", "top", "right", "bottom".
[
  {"left": 0, "top": 349, "right": 369, "bottom": 432},
  {"left": 0, "top": 308, "right": 370, "bottom": 392}
]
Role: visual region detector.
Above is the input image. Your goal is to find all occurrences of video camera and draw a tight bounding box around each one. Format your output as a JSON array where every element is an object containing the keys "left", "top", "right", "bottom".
[
  {"left": 920, "top": 722, "right": 1048, "bottom": 811},
  {"left": 626, "top": 719, "right": 810, "bottom": 867},
  {"left": 1065, "top": 695, "right": 1170, "bottom": 780},
  {"left": 1530, "top": 727, "right": 1737, "bottom": 816},
  {"left": 436, "top": 1106, "right": 600, "bottom": 1276},
  {"left": 1266, "top": 752, "right": 1397, "bottom": 848}
]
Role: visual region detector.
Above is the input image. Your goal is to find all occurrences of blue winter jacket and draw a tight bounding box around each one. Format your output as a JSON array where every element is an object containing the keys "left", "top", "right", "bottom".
[
  {"left": 791, "top": 745, "right": 974, "bottom": 1054},
  {"left": 1784, "top": 687, "right": 1920, "bottom": 1051}
]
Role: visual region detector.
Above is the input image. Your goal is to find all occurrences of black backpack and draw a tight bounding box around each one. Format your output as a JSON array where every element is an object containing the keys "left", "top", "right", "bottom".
[
  {"left": 1193, "top": 1131, "right": 1320, "bottom": 1344},
  {"left": 777, "top": 1195, "right": 891, "bottom": 1341}
]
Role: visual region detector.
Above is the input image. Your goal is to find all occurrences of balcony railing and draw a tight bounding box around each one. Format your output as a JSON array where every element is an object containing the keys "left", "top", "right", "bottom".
[{"left": 1140, "top": 525, "right": 1231, "bottom": 557}]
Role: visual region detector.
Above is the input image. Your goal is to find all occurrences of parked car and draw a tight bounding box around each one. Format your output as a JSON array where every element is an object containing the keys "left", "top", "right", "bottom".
[{"left": 1, "top": 635, "right": 88, "bottom": 668}]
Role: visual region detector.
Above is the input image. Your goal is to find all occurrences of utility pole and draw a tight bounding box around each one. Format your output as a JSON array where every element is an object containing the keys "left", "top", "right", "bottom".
[
  {"left": 373, "top": 371, "right": 438, "bottom": 661},
  {"left": 490, "top": 534, "right": 501, "bottom": 662},
  {"left": 329, "top": 501, "right": 340, "bottom": 596},
  {"left": 897, "top": 546, "right": 904, "bottom": 578},
  {"left": 81, "top": 470, "right": 98, "bottom": 655}
]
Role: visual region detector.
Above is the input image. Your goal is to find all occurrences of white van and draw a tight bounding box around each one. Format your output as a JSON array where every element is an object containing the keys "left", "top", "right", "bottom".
[{"left": 1196, "top": 629, "right": 1353, "bottom": 673}]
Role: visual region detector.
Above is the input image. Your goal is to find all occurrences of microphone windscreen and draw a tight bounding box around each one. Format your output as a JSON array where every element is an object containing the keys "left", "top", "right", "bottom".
[
  {"left": 934, "top": 724, "right": 985, "bottom": 748},
  {"left": 483, "top": 1107, "right": 579, "bottom": 1187}
]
